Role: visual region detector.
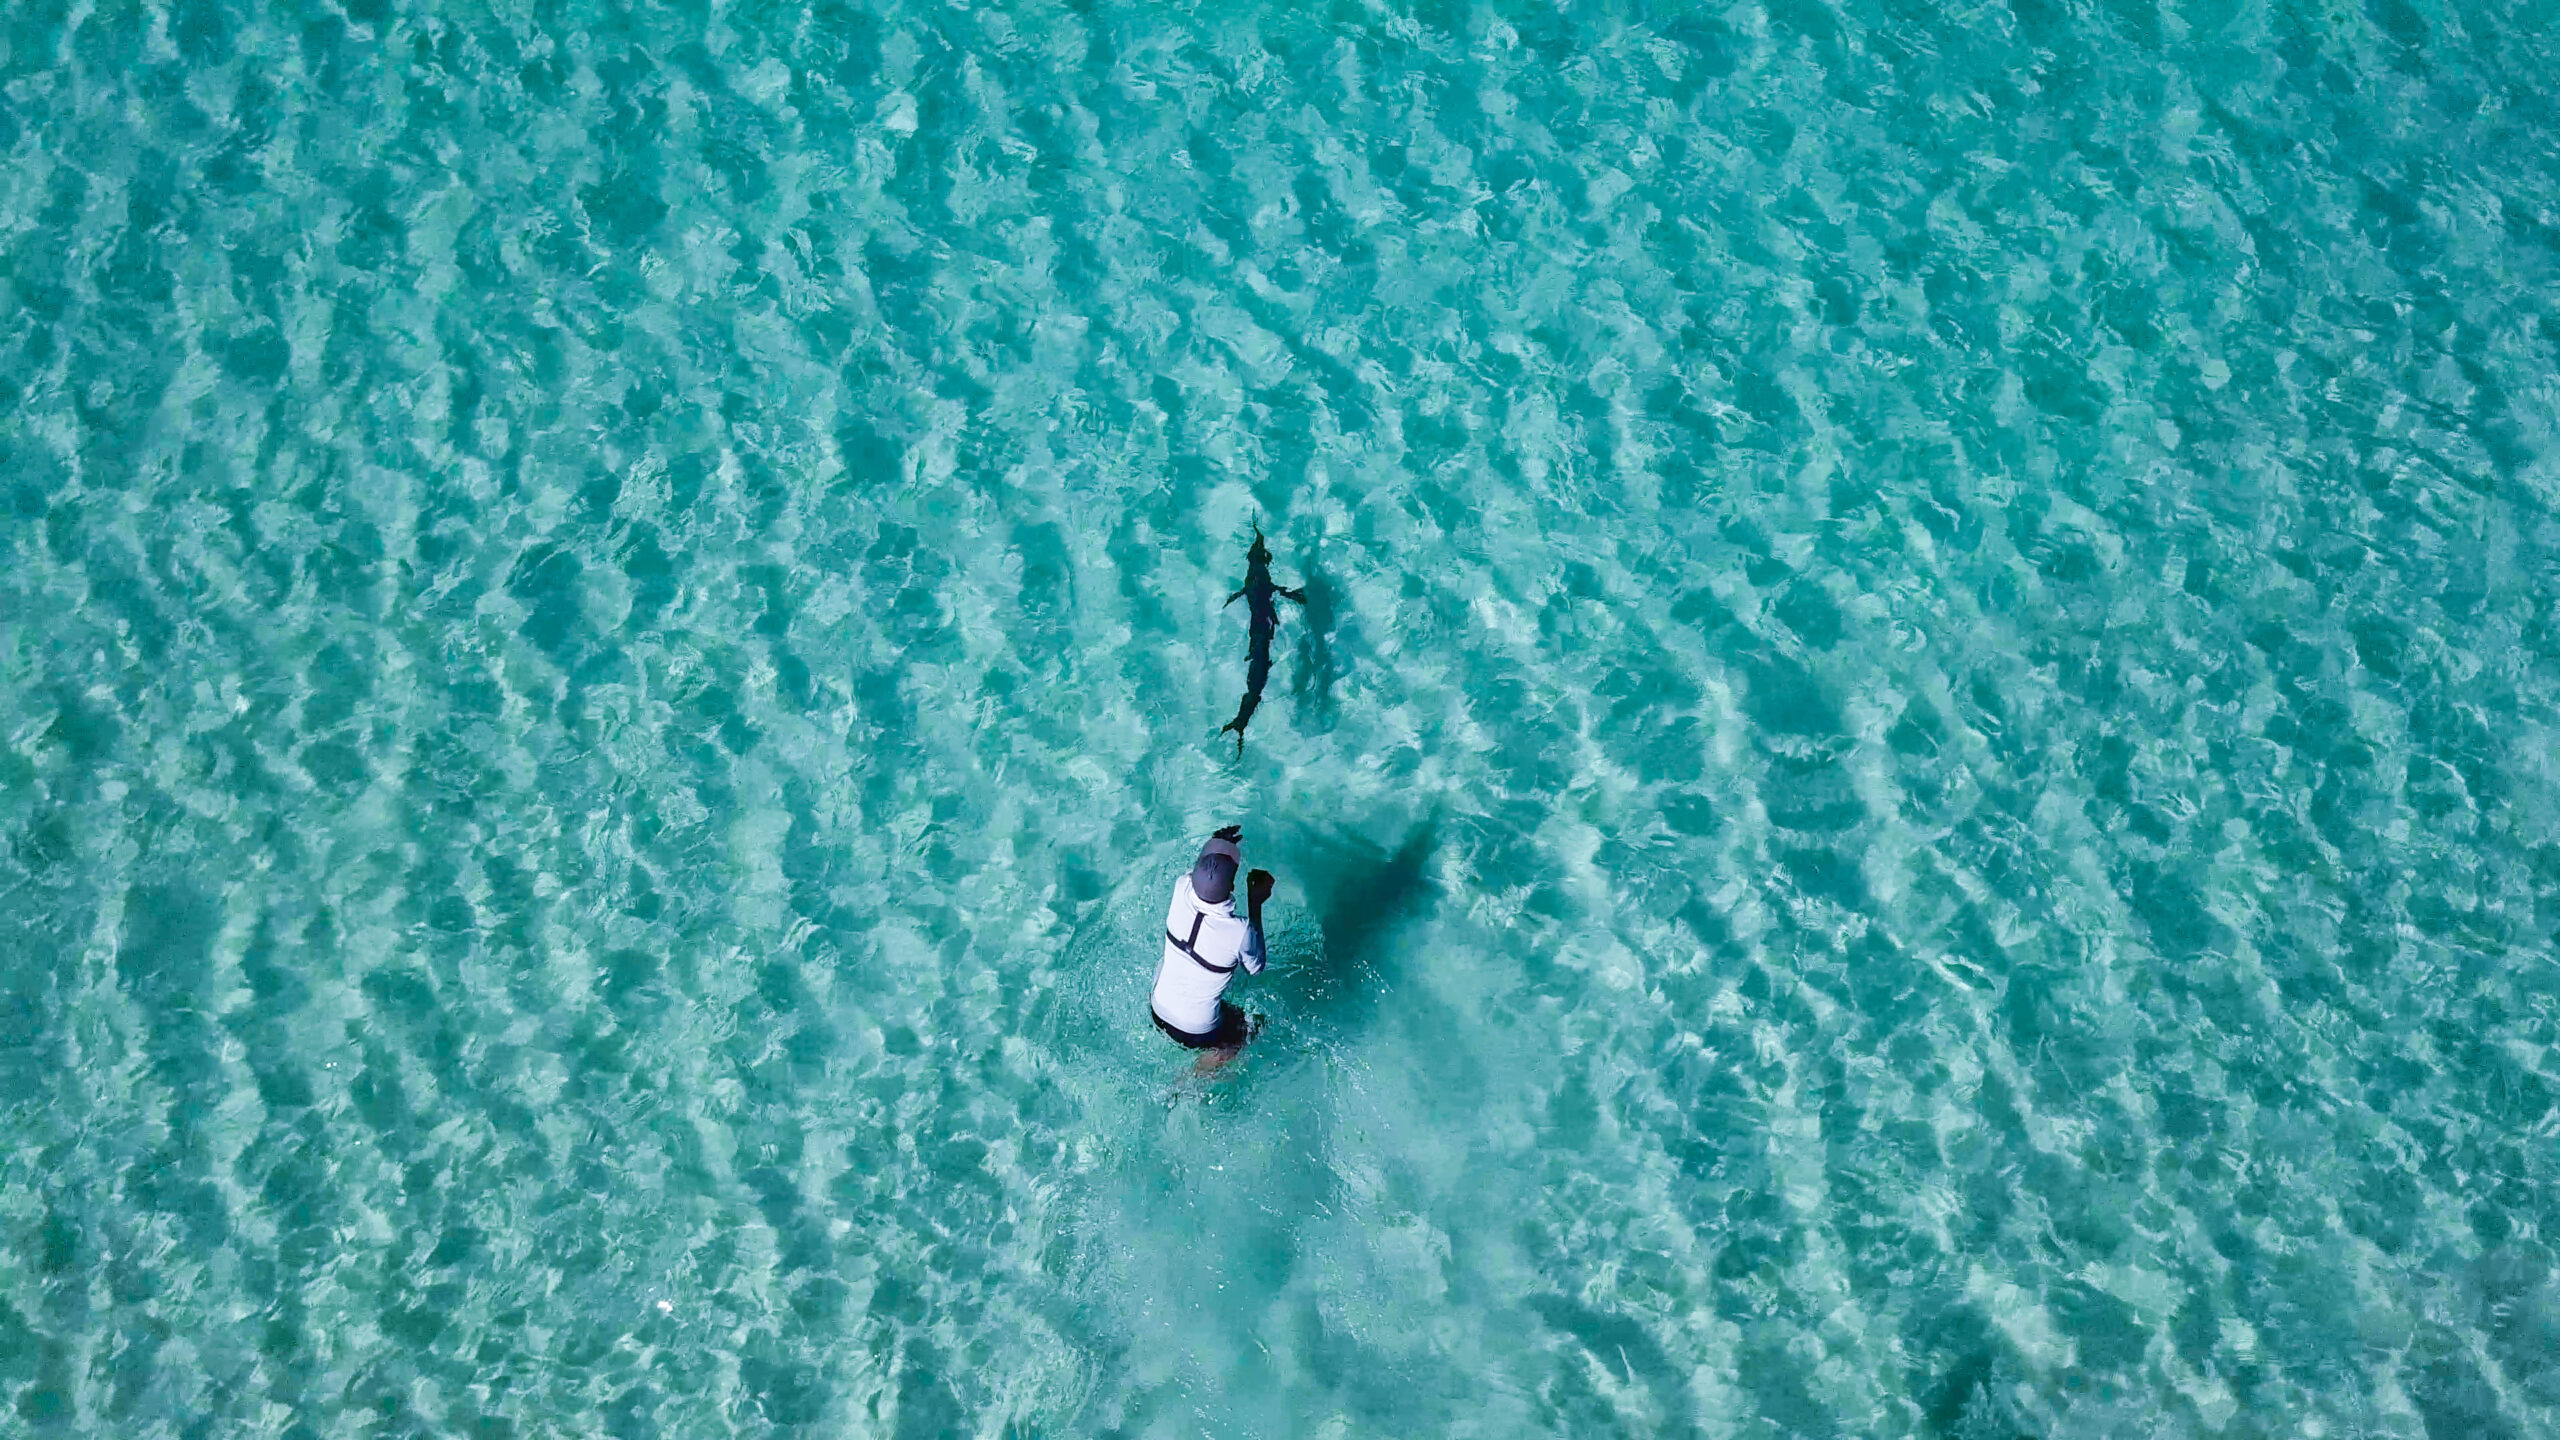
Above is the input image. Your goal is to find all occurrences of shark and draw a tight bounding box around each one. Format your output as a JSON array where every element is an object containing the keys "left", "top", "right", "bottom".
[{"left": 1218, "top": 523, "right": 1304, "bottom": 754}]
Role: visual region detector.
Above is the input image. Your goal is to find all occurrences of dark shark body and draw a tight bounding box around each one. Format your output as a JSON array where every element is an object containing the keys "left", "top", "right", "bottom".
[{"left": 1219, "top": 526, "right": 1303, "bottom": 753}]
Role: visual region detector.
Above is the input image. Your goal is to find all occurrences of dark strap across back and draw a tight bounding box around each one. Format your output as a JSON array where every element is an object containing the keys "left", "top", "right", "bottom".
[{"left": 1166, "top": 911, "right": 1237, "bottom": 974}]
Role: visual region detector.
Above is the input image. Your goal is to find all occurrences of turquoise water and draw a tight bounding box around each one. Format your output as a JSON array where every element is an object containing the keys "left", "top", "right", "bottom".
[{"left": 5, "top": 0, "right": 2559, "bottom": 1434}]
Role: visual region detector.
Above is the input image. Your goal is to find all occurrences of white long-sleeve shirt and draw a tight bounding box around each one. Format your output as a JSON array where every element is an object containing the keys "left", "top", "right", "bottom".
[{"left": 1149, "top": 874, "right": 1265, "bottom": 1034}]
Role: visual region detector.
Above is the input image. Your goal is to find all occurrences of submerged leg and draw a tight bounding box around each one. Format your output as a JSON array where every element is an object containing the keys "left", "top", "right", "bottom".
[{"left": 1192, "top": 1005, "right": 1254, "bottom": 1075}]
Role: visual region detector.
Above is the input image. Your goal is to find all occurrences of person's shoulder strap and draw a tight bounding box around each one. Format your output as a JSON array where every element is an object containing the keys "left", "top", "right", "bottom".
[{"left": 1165, "top": 910, "right": 1238, "bottom": 974}]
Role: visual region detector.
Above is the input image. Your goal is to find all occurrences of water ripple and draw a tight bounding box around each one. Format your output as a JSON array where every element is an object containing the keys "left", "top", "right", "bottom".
[{"left": 2, "top": 0, "right": 2558, "bottom": 1435}]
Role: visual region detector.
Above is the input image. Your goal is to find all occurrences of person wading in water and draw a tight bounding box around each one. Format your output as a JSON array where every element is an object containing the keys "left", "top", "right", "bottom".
[{"left": 1149, "top": 827, "right": 1273, "bottom": 1071}]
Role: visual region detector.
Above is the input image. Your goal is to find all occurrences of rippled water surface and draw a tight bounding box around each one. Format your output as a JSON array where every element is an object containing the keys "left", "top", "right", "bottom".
[{"left": 6, "top": 0, "right": 2560, "bottom": 1434}]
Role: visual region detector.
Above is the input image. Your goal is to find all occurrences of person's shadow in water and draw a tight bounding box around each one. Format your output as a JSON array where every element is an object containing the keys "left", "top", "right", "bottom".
[
  {"left": 1288, "top": 821, "right": 1439, "bottom": 1041},
  {"left": 1288, "top": 545, "right": 1348, "bottom": 730}
]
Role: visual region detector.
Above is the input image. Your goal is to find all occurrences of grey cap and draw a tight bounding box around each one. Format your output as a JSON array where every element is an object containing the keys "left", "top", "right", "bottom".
[{"left": 1191, "top": 837, "right": 1241, "bottom": 904}]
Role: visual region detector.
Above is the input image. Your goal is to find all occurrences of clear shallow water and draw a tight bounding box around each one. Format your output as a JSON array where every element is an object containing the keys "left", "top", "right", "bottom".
[{"left": 4, "top": 0, "right": 2559, "bottom": 1434}]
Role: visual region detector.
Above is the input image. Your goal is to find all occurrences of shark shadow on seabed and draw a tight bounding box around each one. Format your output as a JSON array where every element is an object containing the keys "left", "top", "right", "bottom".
[{"left": 1287, "top": 545, "right": 1346, "bottom": 730}]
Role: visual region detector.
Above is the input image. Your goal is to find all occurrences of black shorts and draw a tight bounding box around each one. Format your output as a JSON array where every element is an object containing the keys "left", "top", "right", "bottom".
[{"left": 1152, "top": 1002, "right": 1250, "bottom": 1050}]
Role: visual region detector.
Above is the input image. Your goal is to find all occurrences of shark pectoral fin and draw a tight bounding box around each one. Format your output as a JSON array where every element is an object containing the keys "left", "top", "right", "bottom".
[
  {"left": 1280, "top": 587, "right": 1306, "bottom": 603},
  {"left": 1225, "top": 589, "right": 1246, "bottom": 607}
]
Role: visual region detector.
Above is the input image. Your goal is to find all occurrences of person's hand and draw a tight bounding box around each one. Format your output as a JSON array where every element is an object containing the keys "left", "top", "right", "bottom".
[
  {"left": 1212, "top": 825, "right": 1244, "bottom": 844},
  {"left": 1246, "top": 868, "right": 1275, "bottom": 906}
]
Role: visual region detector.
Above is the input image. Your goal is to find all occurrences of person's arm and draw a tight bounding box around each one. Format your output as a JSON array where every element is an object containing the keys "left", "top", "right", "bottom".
[{"left": 1241, "top": 869, "right": 1273, "bottom": 975}]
